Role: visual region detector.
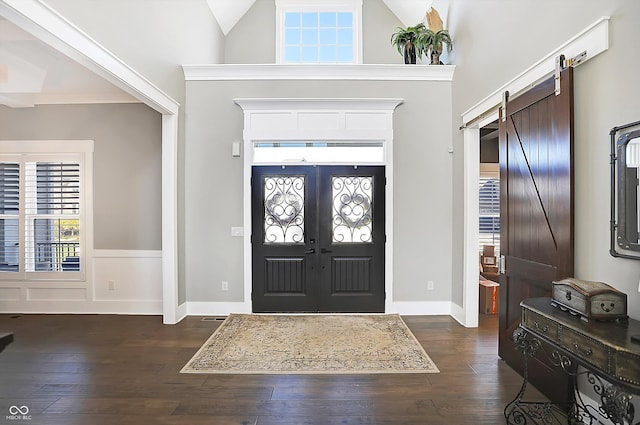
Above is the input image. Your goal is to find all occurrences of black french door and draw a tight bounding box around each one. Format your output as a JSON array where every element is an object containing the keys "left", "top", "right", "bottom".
[{"left": 251, "top": 165, "right": 385, "bottom": 313}]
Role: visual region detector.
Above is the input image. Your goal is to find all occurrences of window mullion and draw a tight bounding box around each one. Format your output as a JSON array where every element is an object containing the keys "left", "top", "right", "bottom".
[{"left": 18, "top": 157, "right": 27, "bottom": 278}]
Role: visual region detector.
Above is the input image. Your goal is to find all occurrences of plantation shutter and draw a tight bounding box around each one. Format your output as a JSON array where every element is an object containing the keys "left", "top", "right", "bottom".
[
  {"left": 25, "top": 162, "right": 81, "bottom": 272},
  {"left": 0, "top": 163, "right": 20, "bottom": 272},
  {"left": 479, "top": 174, "right": 500, "bottom": 255}
]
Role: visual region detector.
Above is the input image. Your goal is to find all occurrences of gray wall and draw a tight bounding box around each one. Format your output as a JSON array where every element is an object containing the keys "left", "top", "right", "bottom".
[
  {"left": 184, "top": 80, "right": 453, "bottom": 303},
  {"left": 43, "top": 0, "right": 226, "bottom": 304},
  {"left": 449, "top": 0, "right": 640, "bottom": 319},
  {"left": 0, "top": 103, "right": 162, "bottom": 250},
  {"left": 225, "top": 0, "right": 404, "bottom": 64}
]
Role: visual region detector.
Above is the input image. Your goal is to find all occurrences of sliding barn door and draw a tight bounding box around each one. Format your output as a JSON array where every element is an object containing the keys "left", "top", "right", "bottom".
[{"left": 498, "top": 68, "right": 574, "bottom": 403}]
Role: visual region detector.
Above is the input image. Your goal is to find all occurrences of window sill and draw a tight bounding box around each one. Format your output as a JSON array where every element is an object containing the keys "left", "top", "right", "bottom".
[{"left": 183, "top": 64, "right": 455, "bottom": 82}]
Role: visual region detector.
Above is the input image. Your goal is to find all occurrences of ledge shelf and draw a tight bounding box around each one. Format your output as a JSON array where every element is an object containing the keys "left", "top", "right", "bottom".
[{"left": 182, "top": 64, "right": 455, "bottom": 82}]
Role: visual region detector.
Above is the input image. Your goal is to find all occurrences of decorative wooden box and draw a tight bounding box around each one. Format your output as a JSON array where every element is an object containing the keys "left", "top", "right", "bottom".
[{"left": 551, "top": 278, "right": 628, "bottom": 321}]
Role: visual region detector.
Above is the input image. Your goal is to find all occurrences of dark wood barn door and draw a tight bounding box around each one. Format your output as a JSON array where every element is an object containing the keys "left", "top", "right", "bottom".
[
  {"left": 252, "top": 165, "right": 385, "bottom": 313},
  {"left": 498, "top": 67, "right": 574, "bottom": 403}
]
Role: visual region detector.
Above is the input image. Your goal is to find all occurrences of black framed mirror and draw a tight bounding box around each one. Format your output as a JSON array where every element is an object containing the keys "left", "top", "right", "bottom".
[{"left": 611, "top": 120, "right": 640, "bottom": 259}]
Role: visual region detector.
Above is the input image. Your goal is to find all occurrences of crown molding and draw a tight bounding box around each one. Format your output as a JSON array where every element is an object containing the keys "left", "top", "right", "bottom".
[{"left": 233, "top": 97, "right": 404, "bottom": 112}]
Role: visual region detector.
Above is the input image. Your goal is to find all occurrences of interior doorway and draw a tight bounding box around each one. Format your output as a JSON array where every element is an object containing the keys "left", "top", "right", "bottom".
[
  {"left": 478, "top": 120, "right": 500, "bottom": 317},
  {"left": 251, "top": 165, "right": 386, "bottom": 313}
]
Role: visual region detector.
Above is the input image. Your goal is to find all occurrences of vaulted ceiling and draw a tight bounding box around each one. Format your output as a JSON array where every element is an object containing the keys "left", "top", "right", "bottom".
[
  {"left": 206, "top": 0, "right": 436, "bottom": 35},
  {"left": 0, "top": 17, "right": 135, "bottom": 108},
  {"left": 0, "top": 0, "right": 441, "bottom": 108}
]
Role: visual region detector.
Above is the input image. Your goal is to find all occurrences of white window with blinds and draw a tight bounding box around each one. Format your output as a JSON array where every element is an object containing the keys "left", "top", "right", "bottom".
[
  {"left": 479, "top": 165, "right": 500, "bottom": 256},
  {"left": 0, "top": 141, "right": 91, "bottom": 281}
]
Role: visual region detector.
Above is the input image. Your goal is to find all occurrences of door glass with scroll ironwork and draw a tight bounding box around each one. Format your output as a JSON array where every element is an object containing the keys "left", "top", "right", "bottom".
[{"left": 252, "top": 165, "right": 385, "bottom": 313}]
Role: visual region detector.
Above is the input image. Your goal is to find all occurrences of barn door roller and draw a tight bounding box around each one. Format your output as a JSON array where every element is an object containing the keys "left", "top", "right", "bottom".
[
  {"left": 501, "top": 90, "right": 509, "bottom": 122},
  {"left": 555, "top": 51, "right": 587, "bottom": 96}
]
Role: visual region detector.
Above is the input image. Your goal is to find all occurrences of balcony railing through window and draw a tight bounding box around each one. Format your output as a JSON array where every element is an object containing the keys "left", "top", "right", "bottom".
[{"left": 34, "top": 241, "right": 80, "bottom": 271}]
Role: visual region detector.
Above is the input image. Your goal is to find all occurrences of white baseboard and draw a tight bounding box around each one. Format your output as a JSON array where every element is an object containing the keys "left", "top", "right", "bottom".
[
  {"left": 186, "top": 301, "right": 252, "bottom": 316},
  {"left": 388, "top": 301, "right": 452, "bottom": 316},
  {"left": 174, "top": 302, "right": 188, "bottom": 323},
  {"left": 181, "top": 301, "right": 454, "bottom": 317},
  {"left": 0, "top": 299, "right": 162, "bottom": 315},
  {"left": 450, "top": 302, "right": 467, "bottom": 326}
]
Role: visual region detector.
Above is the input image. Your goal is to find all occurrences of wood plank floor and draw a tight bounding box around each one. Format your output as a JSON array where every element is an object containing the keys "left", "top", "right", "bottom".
[{"left": 0, "top": 313, "right": 545, "bottom": 424}]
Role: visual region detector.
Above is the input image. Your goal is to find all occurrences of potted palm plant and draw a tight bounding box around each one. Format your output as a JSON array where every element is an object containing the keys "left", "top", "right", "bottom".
[
  {"left": 390, "top": 24, "right": 427, "bottom": 64},
  {"left": 421, "top": 29, "right": 453, "bottom": 65}
]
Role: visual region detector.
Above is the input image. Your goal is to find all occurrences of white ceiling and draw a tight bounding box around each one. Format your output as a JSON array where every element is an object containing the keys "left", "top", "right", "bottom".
[
  {"left": 382, "top": 0, "right": 435, "bottom": 27},
  {"left": 0, "top": 1, "right": 442, "bottom": 109}
]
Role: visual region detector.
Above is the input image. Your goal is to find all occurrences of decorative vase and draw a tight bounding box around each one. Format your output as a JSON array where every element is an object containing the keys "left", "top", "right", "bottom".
[
  {"left": 404, "top": 44, "right": 417, "bottom": 64},
  {"left": 430, "top": 51, "right": 442, "bottom": 65}
]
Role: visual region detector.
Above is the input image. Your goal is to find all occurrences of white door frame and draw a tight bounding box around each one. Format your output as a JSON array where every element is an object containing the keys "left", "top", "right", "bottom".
[
  {"left": 458, "top": 17, "right": 609, "bottom": 327},
  {"left": 235, "top": 98, "right": 402, "bottom": 313}
]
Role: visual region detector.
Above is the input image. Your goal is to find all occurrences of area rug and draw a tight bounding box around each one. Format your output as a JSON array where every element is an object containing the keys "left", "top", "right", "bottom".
[{"left": 181, "top": 314, "right": 439, "bottom": 374}]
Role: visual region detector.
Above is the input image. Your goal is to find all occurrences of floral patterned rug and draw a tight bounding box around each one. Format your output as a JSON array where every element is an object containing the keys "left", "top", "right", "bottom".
[{"left": 181, "top": 314, "right": 439, "bottom": 374}]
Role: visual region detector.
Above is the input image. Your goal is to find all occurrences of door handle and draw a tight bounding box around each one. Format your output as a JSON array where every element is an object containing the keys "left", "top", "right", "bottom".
[
  {"left": 304, "top": 248, "right": 315, "bottom": 254},
  {"left": 321, "top": 248, "right": 333, "bottom": 254}
]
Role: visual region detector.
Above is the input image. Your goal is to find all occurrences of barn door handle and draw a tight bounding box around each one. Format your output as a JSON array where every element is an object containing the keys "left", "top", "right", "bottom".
[
  {"left": 304, "top": 248, "right": 315, "bottom": 254},
  {"left": 321, "top": 248, "right": 333, "bottom": 254}
]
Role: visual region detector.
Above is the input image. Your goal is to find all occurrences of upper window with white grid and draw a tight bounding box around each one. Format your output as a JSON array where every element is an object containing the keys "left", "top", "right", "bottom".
[{"left": 276, "top": 0, "right": 362, "bottom": 64}]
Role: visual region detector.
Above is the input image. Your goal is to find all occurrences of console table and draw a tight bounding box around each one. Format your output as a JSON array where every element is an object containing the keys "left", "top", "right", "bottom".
[{"left": 505, "top": 297, "right": 640, "bottom": 425}]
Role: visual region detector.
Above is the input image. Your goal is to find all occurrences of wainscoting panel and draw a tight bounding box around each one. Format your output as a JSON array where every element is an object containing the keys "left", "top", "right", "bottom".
[
  {"left": 92, "top": 250, "right": 163, "bottom": 303},
  {"left": 28, "top": 287, "right": 87, "bottom": 301},
  {"left": 0, "top": 250, "right": 162, "bottom": 314},
  {"left": 0, "top": 287, "right": 21, "bottom": 301}
]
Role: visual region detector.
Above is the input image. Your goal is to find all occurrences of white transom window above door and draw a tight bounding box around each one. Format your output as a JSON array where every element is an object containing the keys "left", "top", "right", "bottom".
[
  {"left": 252, "top": 141, "right": 384, "bottom": 164},
  {"left": 235, "top": 98, "right": 402, "bottom": 166}
]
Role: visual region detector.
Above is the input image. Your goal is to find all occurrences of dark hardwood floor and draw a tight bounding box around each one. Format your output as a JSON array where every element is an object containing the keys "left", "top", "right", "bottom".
[{"left": 0, "top": 313, "right": 544, "bottom": 424}]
